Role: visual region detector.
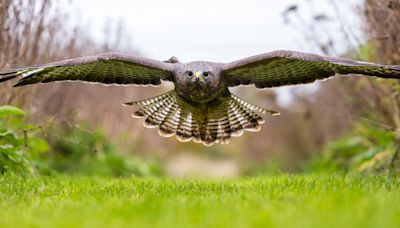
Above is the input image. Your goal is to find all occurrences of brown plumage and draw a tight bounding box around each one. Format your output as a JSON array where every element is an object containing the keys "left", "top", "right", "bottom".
[{"left": 1, "top": 51, "right": 400, "bottom": 145}]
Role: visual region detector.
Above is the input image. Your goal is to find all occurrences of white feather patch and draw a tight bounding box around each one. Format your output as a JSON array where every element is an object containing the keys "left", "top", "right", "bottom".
[{"left": 20, "top": 68, "right": 44, "bottom": 78}]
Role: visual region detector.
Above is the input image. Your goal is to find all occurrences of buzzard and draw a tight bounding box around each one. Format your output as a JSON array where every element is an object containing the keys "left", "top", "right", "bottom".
[{"left": 1, "top": 51, "right": 400, "bottom": 145}]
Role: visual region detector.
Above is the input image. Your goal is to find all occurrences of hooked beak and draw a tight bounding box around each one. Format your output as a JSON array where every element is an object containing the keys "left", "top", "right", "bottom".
[{"left": 192, "top": 71, "right": 205, "bottom": 83}]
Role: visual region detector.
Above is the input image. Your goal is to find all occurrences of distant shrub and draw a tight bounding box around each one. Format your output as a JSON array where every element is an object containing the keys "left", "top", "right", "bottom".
[
  {"left": 0, "top": 105, "right": 163, "bottom": 177},
  {"left": 306, "top": 120, "right": 399, "bottom": 175},
  {"left": 0, "top": 105, "right": 49, "bottom": 176},
  {"left": 44, "top": 124, "right": 163, "bottom": 178}
]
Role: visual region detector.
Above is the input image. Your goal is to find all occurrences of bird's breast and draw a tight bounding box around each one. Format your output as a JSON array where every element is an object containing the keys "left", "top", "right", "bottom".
[{"left": 186, "top": 84, "right": 212, "bottom": 103}]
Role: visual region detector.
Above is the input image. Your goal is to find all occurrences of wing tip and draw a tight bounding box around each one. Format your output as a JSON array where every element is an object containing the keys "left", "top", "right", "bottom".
[
  {"left": 0, "top": 75, "right": 17, "bottom": 83},
  {"left": 0, "top": 70, "right": 20, "bottom": 83},
  {"left": 1, "top": 67, "right": 46, "bottom": 86},
  {"left": 12, "top": 79, "right": 32, "bottom": 87}
]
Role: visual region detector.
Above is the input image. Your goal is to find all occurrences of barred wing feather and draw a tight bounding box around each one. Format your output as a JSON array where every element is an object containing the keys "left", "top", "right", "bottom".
[
  {"left": 222, "top": 50, "right": 400, "bottom": 88},
  {"left": 0, "top": 52, "right": 174, "bottom": 86}
]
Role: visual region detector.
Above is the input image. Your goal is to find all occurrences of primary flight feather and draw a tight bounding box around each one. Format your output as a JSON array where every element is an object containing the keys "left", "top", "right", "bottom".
[{"left": 1, "top": 50, "right": 399, "bottom": 146}]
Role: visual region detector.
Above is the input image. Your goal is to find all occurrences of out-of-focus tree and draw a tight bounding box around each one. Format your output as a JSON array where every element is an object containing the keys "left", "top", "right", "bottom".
[
  {"left": 282, "top": 0, "right": 400, "bottom": 174},
  {"left": 0, "top": 0, "right": 171, "bottom": 158},
  {"left": 0, "top": 0, "right": 172, "bottom": 176}
]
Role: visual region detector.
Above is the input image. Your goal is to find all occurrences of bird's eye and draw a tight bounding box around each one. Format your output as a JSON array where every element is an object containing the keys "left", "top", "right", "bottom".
[
  {"left": 203, "top": 72, "right": 209, "bottom": 77},
  {"left": 187, "top": 71, "right": 193, "bottom": 76}
]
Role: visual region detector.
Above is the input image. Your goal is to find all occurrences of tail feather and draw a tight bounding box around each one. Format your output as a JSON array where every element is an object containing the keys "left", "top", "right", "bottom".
[
  {"left": 176, "top": 109, "right": 193, "bottom": 142},
  {"left": 227, "top": 103, "right": 245, "bottom": 137},
  {"left": 143, "top": 101, "right": 175, "bottom": 128},
  {"left": 217, "top": 116, "right": 232, "bottom": 144},
  {"left": 231, "top": 94, "right": 280, "bottom": 116},
  {"left": 124, "top": 90, "right": 279, "bottom": 146},
  {"left": 158, "top": 102, "right": 180, "bottom": 137},
  {"left": 191, "top": 119, "right": 202, "bottom": 143},
  {"left": 200, "top": 119, "right": 219, "bottom": 146}
]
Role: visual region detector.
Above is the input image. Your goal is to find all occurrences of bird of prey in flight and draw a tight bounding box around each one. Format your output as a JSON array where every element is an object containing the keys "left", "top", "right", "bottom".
[{"left": 1, "top": 50, "right": 400, "bottom": 146}]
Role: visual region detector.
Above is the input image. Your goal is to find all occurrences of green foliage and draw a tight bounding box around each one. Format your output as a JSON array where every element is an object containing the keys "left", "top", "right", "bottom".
[
  {"left": 0, "top": 106, "right": 49, "bottom": 176},
  {"left": 0, "top": 105, "right": 162, "bottom": 177},
  {"left": 0, "top": 105, "right": 26, "bottom": 117},
  {"left": 44, "top": 125, "right": 162, "bottom": 177},
  {"left": 356, "top": 41, "right": 377, "bottom": 62},
  {"left": 306, "top": 121, "right": 399, "bottom": 174},
  {"left": 1, "top": 175, "right": 400, "bottom": 227}
]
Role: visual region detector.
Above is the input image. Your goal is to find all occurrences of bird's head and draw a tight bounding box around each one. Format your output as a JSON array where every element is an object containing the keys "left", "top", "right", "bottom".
[
  {"left": 173, "top": 61, "right": 223, "bottom": 103},
  {"left": 188, "top": 70, "right": 208, "bottom": 84}
]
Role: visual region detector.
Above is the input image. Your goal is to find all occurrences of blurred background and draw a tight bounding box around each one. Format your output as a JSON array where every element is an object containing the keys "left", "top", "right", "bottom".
[{"left": 1, "top": 0, "right": 400, "bottom": 178}]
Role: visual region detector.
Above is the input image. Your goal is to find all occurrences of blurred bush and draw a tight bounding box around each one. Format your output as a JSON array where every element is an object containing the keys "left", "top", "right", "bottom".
[
  {"left": 0, "top": 0, "right": 174, "bottom": 164},
  {"left": 284, "top": 0, "right": 400, "bottom": 175},
  {"left": 43, "top": 123, "right": 164, "bottom": 177},
  {"left": 306, "top": 120, "right": 399, "bottom": 175},
  {"left": 0, "top": 105, "right": 49, "bottom": 176},
  {"left": 0, "top": 105, "right": 163, "bottom": 177}
]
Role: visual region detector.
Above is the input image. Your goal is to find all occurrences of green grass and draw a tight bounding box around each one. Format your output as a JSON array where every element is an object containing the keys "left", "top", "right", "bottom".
[{"left": 1, "top": 175, "right": 400, "bottom": 228}]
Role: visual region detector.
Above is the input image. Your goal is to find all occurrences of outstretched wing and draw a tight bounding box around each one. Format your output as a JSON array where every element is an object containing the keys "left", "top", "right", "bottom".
[
  {"left": 0, "top": 52, "right": 174, "bottom": 87},
  {"left": 221, "top": 50, "right": 400, "bottom": 88}
]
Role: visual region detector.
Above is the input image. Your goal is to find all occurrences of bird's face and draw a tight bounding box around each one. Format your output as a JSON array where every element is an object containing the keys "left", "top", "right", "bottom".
[{"left": 174, "top": 62, "right": 223, "bottom": 103}]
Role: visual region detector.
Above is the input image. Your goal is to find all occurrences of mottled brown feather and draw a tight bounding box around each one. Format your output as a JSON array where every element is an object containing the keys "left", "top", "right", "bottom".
[
  {"left": 0, "top": 52, "right": 174, "bottom": 86},
  {"left": 126, "top": 91, "right": 275, "bottom": 146},
  {"left": 222, "top": 50, "right": 400, "bottom": 88}
]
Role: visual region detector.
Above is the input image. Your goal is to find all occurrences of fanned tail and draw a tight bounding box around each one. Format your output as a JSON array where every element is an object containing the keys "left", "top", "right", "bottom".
[
  {"left": 198, "top": 94, "right": 279, "bottom": 146},
  {"left": 124, "top": 90, "right": 279, "bottom": 146}
]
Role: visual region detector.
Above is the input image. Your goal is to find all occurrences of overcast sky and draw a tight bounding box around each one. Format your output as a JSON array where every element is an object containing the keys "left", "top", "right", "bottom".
[
  {"left": 66, "top": 0, "right": 363, "bottom": 63},
  {"left": 64, "top": 0, "right": 363, "bottom": 105}
]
